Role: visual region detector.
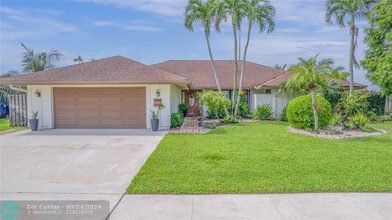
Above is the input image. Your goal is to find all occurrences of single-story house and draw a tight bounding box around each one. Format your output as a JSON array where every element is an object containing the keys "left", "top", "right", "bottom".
[{"left": 0, "top": 56, "right": 366, "bottom": 130}]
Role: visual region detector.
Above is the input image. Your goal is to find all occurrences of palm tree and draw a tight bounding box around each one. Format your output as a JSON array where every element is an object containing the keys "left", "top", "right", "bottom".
[
  {"left": 285, "top": 54, "right": 334, "bottom": 132},
  {"left": 217, "top": 0, "right": 247, "bottom": 113},
  {"left": 325, "top": 0, "right": 374, "bottom": 94},
  {"left": 185, "top": 0, "right": 222, "bottom": 91},
  {"left": 328, "top": 66, "right": 349, "bottom": 80},
  {"left": 21, "top": 43, "right": 63, "bottom": 72},
  {"left": 274, "top": 64, "right": 287, "bottom": 70},
  {"left": 73, "top": 56, "right": 83, "bottom": 63},
  {"left": 234, "top": 0, "right": 275, "bottom": 115}
]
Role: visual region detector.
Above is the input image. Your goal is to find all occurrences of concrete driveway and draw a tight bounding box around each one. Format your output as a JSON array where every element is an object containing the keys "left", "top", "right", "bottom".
[{"left": 0, "top": 129, "right": 166, "bottom": 216}]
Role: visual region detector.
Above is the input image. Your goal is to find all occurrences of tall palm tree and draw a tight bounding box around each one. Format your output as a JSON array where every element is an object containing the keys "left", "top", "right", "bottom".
[
  {"left": 21, "top": 43, "right": 63, "bottom": 72},
  {"left": 325, "top": 0, "right": 374, "bottom": 94},
  {"left": 328, "top": 66, "right": 349, "bottom": 80},
  {"left": 185, "top": 0, "right": 222, "bottom": 91},
  {"left": 217, "top": 0, "right": 247, "bottom": 113},
  {"left": 234, "top": 0, "right": 275, "bottom": 115},
  {"left": 274, "top": 64, "right": 287, "bottom": 70},
  {"left": 285, "top": 54, "right": 334, "bottom": 132}
]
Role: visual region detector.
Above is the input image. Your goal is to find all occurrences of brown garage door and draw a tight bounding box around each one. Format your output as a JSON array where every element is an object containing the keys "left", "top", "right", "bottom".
[{"left": 54, "top": 87, "right": 146, "bottom": 128}]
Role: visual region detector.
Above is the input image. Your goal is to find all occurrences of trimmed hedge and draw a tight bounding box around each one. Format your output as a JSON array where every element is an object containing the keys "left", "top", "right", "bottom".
[
  {"left": 287, "top": 95, "right": 332, "bottom": 130},
  {"left": 171, "top": 112, "right": 184, "bottom": 128}
]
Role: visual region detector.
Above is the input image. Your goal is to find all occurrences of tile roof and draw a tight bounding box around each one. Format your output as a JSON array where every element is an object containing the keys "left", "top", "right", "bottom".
[
  {"left": 152, "top": 60, "right": 286, "bottom": 90},
  {"left": 0, "top": 56, "right": 190, "bottom": 85}
]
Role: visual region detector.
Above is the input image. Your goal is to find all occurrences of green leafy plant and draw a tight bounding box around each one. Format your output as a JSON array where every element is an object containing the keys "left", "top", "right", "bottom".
[
  {"left": 330, "top": 114, "right": 342, "bottom": 126},
  {"left": 204, "top": 122, "right": 217, "bottom": 129},
  {"left": 279, "top": 106, "right": 288, "bottom": 121},
  {"left": 347, "top": 113, "right": 370, "bottom": 130},
  {"left": 171, "top": 112, "right": 184, "bottom": 128},
  {"left": 222, "top": 115, "right": 239, "bottom": 124},
  {"left": 178, "top": 103, "right": 189, "bottom": 112},
  {"left": 198, "top": 91, "right": 230, "bottom": 119},
  {"left": 238, "top": 101, "right": 250, "bottom": 118},
  {"left": 31, "top": 111, "right": 38, "bottom": 120},
  {"left": 252, "top": 104, "right": 273, "bottom": 120},
  {"left": 151, "top": 103, "right": 165, "bottom": 120},
  {"left": 286, "top": 95, "right": 332, "bottom": 130},
  {"left": 337, "top": 92, "right": 369, "bottom": 122}
]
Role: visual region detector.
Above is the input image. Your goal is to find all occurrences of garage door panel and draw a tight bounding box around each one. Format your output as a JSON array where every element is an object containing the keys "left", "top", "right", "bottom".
[
  {"left": 100, "top": 96, "right": 123, "bottom": 104},
  {"left": 100, "top": 119, "right": 123, "bottom": 126},
  {"left": 78, "top": 96, "right": 100, "bottom": 104},
  {"left": 78, "top": 119, "right": 100, "bottom": 126},
  {"left": 54, "top": 88, "right": 77, "bottom": 96},
  {"left": 100, "top": 88, "right": 123, "bottom": 95},
  {"left": 54, "top": 87, "right": 146, "bottom": 128},
  {"left": 77, "top": 88, "right": 100, "bottom": 96}
]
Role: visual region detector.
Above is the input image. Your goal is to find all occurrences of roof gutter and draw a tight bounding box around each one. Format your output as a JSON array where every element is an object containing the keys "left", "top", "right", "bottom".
[{"left": 9, "top": 85, "right": 27, "bottom": 93}]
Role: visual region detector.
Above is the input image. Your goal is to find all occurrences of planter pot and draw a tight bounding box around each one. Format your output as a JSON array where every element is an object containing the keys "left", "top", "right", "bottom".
[
  {"left": 182, "top": 110, "right": 187, "bottom": 117},
  {"left": 151, "top": 119, "right": 160, "bottom": 131},
  {"left": 29, "top": 119, "right": 39, "bottom": 131}
]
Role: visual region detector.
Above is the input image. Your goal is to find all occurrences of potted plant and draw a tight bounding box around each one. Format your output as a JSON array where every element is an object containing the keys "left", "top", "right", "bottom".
[
  {"left": 178, "top": 103, "right": 189, "bottom": 117},
  {"left": 151, "top": 103, "right": 165, "bottom": 131},
  {"left": 29, "top": 111, "right": 39, "bottom": 131}
]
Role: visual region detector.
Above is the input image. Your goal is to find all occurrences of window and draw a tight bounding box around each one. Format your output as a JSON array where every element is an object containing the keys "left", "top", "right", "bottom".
[{"left": 266, "top": 89, "right": 272, "bottom": 94}]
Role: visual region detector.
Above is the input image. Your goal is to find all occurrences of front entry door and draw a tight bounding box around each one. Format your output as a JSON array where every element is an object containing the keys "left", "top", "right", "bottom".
[{"left": 184, "top": 90, "right": 201, "bottom": 117}]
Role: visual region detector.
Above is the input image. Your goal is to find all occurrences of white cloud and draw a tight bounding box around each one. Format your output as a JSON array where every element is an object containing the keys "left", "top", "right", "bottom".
[
  {"left": 79, "top": 0, "right": 187, "bottom": 17},
  {"left": 91, "top": 20, "right": 162, "bottom": 32}
]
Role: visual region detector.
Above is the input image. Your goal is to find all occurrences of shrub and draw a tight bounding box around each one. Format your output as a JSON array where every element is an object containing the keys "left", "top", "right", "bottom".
[
  {"left": 337, "top": 92, "right": 369, "bottom": 121},
  {"left": 347, "top": 113, "right": 369, "bottom": 130},
  {"left": 279, "top": 106, "right": 288, "bottom": 121},
  {"left": 253, "top": 104, "right": 273, "bottom": 120},
  {"left": 198, "top": 91, "right": 231, "bottom": 119},
  {"left": 204, "top": 122, "right": 217, "bottom": 129},
  {"left": 222, "top": 115, "right": 239, "bottom": 124},
  {"left": 238, "top": 101, "right": 251, "bottom": 118},
  {"left": 170, "top": 112, "right": 184, "bottom": 128},
  {"left": 365, "top": 91, "right": 385, "bottom": 116},
  {"left": 286, "top": 95, "right": 332, "bottom": 130},
  {"left": 330, "top": 114, "right": 342, "bottom": 126}
]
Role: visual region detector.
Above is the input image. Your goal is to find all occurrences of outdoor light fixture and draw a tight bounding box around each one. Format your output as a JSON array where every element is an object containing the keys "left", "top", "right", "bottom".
[
  {"left": 35, "top": 89, "right": 41, "bottom": 97},
  {"left": 156, "top": 89, "right": 160, "bottom": 97}
]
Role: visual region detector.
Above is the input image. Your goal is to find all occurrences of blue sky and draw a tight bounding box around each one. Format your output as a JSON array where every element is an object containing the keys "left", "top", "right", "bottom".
[{"left": 0, "top": 0, "right": 376, "bottom": 89}]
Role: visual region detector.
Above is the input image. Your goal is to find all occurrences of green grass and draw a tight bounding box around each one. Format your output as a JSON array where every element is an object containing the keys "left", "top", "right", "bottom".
[
  {"left": 0, "top": 118, "right": 26, "bottom": 132},
  {"left": 127, "top": 122, "right": 392, "bottom": 194}
]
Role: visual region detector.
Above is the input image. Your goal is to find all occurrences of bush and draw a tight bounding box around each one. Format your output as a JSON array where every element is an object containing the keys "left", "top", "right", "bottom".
[
  {"left": 347, "top": 113, "right": 370, "bottom": 130},
  {"left": 253, "top": 104, "right": 273, "bottom": 120},
  {"left": 222, "top": 115, "right": 239, "bottom": 124},
  {"left": 365, "top": 91, "right": 385, "bottom": 116},
  {"left": 337, "top": 92, "right": 369, "bottom": 121},
  {"left": 279, "top": 106, "right": 288, "bottom": 121},
  {"left": 286, "top": 95, "right": 332, "bottom": 130},
  {"left": 330, "top": 114, "right": 342, "bottom": 126},
  {"left": 238, "top": 101, "right": 250, "bottom": 118},
  {"left": 204, "top": 122, "right": 217, "bottom": 129},
  {"left": 170, "top": 112, "right": 184, "bottom": 128},
  {"left": 198, "top": 91, "right": 230, "bottom": 119}
]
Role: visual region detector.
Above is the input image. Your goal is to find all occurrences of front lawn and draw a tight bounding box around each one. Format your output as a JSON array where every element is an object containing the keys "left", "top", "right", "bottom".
[
  {"left": 127, "top": 122, "right": 392, "bottom": 194},
  {"left": 0, "top": 118, "right": 26, "bottom": 132}
]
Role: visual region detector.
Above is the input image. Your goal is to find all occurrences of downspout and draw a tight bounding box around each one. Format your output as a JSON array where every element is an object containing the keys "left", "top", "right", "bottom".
[
  {"left": 274, "top": 89, "right": 282, "bottom": 119},
  {"left": 9, "top": 85, "right": 27, "bottom": 93}
]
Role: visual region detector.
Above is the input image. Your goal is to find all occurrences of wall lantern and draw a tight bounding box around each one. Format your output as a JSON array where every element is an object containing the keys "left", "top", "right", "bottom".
[
  {"left": 35, "top": 89, "right": 41, "bottom": 97},
  {"left": 156, "top": 89, "right": 160, "bottom": 97}
]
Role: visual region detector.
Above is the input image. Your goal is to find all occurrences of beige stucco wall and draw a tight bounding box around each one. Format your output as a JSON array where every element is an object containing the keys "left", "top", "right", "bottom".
[{"left": 26, "top": 84, "right": 182, "bottom": 130}]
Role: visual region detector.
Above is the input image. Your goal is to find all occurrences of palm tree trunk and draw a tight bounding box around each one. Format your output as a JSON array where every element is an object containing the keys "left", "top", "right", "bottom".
[
  {"left": 232, "top": 23, "right": 238, "bottom": 115},
  {"left": 204, "top": 30, "right": 222, "bottom": 92},
  {"left": 349, "top": 16, "right": 355, "bottom": 94},
  {"left": 234, "top": 22, "right": 252, "bottom": 116},
  {"left": 311, "top": 90, "right": 319, "bottom": 132}
]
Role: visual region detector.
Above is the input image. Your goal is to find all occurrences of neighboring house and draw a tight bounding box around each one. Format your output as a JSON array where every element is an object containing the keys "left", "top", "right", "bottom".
[{"left": 0, "top": 56, "right": 366, "bottom": 130}]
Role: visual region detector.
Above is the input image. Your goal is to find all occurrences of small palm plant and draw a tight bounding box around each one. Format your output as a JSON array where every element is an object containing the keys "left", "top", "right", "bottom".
[{"left": 151, "top": 103, "right": 165, "bottom": 131}]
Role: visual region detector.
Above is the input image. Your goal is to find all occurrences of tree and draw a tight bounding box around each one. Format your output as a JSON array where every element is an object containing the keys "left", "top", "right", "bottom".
[
  {"left": 325, "top": 0, "right": 374, "bottom": 94},
  {"left": 217, "top": 0, "right": 247, "bottom": 113},
  {"left": 234, "top": 0, "right": 275, "bottom": 115},
  {"left": 285, "top": 54, "right": 334, "bottom": 132},
  {"left": 73, "top": 56, "right": 83, "bottom": 63},
  {"left": 21, "top": 43, "right": 63, "bottom": 72},
  {"left": 361, "top": 0, "right": 392, "bottom": 96},
  {"left": 274, "top": 64, "right": 287, "bottom": 70},
  {"left": 185, "top": 0, "right": 223, "bottom": 91},
  {"left": 327, "top": 66, "right": 349, "bottom": 80}
]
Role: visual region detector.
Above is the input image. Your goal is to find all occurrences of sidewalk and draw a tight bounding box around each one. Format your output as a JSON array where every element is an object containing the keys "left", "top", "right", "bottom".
[{"left": 110, "top": 193, "right": 392, "bottom": 220}]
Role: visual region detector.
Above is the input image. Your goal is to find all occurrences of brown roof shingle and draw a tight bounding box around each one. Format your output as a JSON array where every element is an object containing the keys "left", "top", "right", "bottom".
[
  {"left": 152, "top": 60, "right": 286, "bottom": 90},
  {"left": 0, "top": 56, "right": 190, "bottom": 85}
]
